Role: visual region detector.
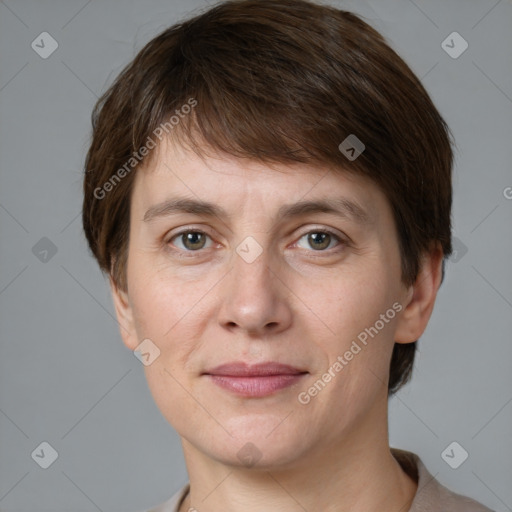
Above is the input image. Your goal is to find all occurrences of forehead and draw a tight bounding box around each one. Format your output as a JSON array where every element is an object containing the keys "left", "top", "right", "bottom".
[{"left": 130, "top": 138, "right": 388, "bottom": 225}]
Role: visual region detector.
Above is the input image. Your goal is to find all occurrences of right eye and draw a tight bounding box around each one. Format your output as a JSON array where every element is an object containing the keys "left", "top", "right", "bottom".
[{"left": 167, "top": 230, "right": 214, "bottom": 252}]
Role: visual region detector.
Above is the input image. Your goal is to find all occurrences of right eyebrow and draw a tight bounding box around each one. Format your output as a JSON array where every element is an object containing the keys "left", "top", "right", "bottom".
[{"left": 143, "top": 197, "right": 230, "bottom": 223}]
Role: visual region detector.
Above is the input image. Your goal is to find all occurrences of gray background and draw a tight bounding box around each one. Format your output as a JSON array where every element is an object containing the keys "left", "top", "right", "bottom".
[{"left": 0, "top": 0, "right": 511, "bottom": 511}]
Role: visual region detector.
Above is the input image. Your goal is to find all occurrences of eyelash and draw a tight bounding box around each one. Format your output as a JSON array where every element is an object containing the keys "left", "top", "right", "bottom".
[{"left": 164, "top": 227, "right": 348, "bottom": 256}]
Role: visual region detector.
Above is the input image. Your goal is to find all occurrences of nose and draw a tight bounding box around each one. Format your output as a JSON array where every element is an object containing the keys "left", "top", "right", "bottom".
[{"left": 217, "top": 242, "right": 293, "bottom": 337}]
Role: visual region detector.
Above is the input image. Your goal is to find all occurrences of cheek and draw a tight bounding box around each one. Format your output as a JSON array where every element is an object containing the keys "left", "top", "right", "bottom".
[
  {"left": 129, "top": 273, "right": 208, "bottom": 433},
  {"left": 315, "top": 266, "right": 397, "bottom": 343},
  {"left": 128, "top": 257, "right": 200, "bottom": 337},
  {"left": 143, "top": 363, "right": 206, "bottom": 438},
  {"left": 306, "top": 265, "right": 399, "bottom": 393},
  {"left": 127, "top": 261, "right": 218, "bottom": 381}
]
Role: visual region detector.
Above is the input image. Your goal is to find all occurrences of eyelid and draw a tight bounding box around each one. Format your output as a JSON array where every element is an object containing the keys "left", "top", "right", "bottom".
[{"left": 294, "top": 224, "right": 347, "bottom": 241}]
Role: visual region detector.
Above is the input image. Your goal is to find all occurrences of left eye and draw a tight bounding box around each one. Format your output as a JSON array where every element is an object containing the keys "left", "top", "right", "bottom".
[{"left": 296, "top": 231, "right": 341, "bottom": 251}]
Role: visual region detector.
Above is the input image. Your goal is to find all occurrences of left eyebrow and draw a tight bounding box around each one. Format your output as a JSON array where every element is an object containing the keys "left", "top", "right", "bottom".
[
  {"left": 278, "top": 197, "right": 371, "bottom": 225},
  {"left": 142, "top": 196, "right": 372, "bottom": 225}
]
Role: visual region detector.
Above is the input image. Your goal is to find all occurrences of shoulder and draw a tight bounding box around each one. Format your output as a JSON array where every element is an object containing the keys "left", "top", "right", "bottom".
[
  {"left": 142, "top": 483, "right": 190, "bottom": 512},
  {"left": 391, "top": 448, "right": 494, "bottom": 512},
  {"left": 432, "top": 469, "right": 495, "bottom": 512}
]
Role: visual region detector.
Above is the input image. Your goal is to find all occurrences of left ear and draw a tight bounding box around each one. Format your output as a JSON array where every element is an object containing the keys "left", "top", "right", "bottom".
[{"left": 394, "top": 242, "right": 444, "bottom": 344}]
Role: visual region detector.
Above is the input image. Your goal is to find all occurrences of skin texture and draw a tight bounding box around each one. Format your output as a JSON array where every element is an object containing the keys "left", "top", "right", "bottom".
[{"left": 110, "top": 138, "right": 443, "bottom": 512}]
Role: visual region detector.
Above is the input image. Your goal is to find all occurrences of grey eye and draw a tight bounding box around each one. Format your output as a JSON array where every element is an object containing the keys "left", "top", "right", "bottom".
[
  {"left": 171, "top": 231, "right": 212, "bottom": 251},
  {"left": 297, "top": 231, "right": 339, "bottom": 251}
]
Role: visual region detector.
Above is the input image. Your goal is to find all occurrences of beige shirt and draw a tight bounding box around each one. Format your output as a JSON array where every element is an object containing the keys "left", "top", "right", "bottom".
[{"left": 145, "top": 448, "right": 494, "bottom": 512}]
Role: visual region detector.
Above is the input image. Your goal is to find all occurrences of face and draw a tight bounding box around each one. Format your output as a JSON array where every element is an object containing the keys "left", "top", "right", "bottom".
[{"left": 111, "top": 139, "right": 437, "bottom": 469}]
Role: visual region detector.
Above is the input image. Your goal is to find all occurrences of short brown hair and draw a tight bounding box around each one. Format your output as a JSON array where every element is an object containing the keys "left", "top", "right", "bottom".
[{"left": 82, "top": 0, "right": 454, "bottom": 396}]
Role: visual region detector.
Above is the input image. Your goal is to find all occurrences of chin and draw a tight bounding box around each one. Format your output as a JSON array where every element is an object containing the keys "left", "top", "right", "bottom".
[
  {"left": 212, "top": 440, "right": 307, "bottom": 471},
  {"left": 206, "top": 415, "right": 309, "bottom": 469}
]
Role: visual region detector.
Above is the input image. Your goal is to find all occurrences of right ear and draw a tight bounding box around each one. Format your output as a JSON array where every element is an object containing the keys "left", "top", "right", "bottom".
[{"left": 109, "top": 276, "right": 139, "bottom": 351}]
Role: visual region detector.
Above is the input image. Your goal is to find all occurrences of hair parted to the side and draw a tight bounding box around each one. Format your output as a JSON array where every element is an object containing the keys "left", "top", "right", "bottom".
[{"left": 82, "top": 0, "right": 454, "bottom": 397}]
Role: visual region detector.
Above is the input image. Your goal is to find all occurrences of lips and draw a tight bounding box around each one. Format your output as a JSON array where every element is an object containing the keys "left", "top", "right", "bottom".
[
  {"left": 203, "top": 361, "right": 306, "bottom": 377},
  {"left": 203, "top": 362, "right": 308, "bottom": 397}
]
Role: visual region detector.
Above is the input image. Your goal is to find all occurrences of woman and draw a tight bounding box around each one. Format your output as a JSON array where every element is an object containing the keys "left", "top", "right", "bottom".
[{"left": 82, "top": 1, "right": 493, "bottom": 511}]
